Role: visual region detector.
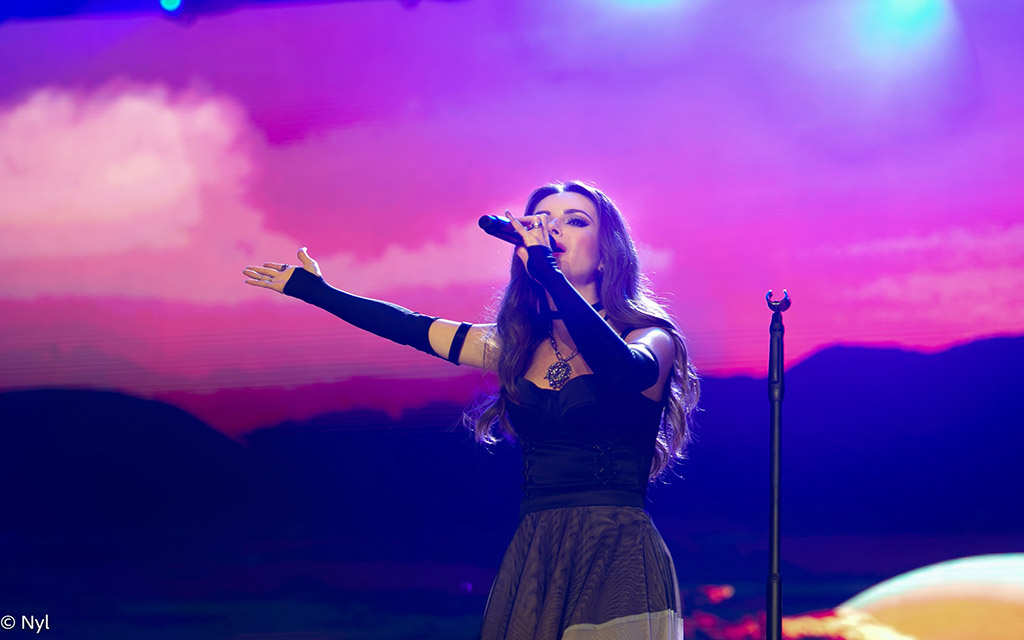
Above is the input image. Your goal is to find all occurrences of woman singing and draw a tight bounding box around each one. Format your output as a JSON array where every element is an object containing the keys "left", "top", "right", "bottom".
[{"left": 242, "top": 181, "right": 699, "bottom": 639}]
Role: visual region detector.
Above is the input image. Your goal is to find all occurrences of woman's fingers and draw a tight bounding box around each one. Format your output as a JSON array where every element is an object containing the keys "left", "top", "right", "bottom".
[
  {"left": 243, "top": 255, "right": 302, "bottom": 295},
  {"left": 243, "top": 267, "right": 283, "bottom": 283},
  {"left": 508, "top": 215, "right": 531, "bottom": 241},
  {"left": 243, "top": 274, "right": 277, "bottom": 288},
  {"left": 245, "top": 266, "right": 283, "bottom": 278},
  {"left": 510, "top": 212, "right": 551, "bottom": 248},
  {"left": 511, "top": 214, "right": 540, "bottom": 231},
  {"left": 242, "top": 269, "right": 286, "bottom": 293}
]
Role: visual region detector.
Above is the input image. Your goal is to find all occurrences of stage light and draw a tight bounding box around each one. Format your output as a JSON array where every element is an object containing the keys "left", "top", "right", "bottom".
[
  {"left": 160, "top": 0, "right": 182, "bottom": 13},
  {"left": 613, "top": 0, "right": 684, "bottom": 7},
  {"left": 854, "top": 0, "right": 955, "bottom": 63}
]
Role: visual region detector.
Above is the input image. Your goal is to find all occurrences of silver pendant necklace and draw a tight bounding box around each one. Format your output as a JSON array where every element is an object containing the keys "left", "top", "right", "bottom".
[{"left": 545, "top": 333, "right": 580, "bottom": 390}]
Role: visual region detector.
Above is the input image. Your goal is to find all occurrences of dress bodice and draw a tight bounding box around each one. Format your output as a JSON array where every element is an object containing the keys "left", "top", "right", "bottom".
[{"left": 504, "top": 373, "right": 666, "bottom": 517}]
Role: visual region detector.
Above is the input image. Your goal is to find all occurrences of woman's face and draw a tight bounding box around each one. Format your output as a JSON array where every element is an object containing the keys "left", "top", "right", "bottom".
[{"left": 530, "top": 191, "right": 602, "bottom": 285}]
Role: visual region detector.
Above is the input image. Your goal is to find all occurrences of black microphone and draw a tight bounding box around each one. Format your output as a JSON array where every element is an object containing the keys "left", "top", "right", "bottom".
[{"left": 478, "top": 215, "right": 557, "bottom": 247}]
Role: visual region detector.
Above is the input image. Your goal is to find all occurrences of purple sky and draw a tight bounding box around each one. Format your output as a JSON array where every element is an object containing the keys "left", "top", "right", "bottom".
[{"left": 1, "top": 0, "right": 1022, "bottom": 436}]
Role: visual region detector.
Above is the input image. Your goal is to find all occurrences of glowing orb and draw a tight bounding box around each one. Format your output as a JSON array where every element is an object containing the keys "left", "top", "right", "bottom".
[{"left": 838, "top": 554, "right": 1024, "bottom": 640}]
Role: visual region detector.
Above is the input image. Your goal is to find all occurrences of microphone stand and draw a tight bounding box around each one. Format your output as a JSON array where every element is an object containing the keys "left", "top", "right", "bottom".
[{"left": 765, "top": 290, "right": 790, "bottom": 640}]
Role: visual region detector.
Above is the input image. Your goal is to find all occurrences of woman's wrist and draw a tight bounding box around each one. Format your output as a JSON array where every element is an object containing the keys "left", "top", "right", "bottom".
[
  {"left": 282, "top": 266, "right": 326, "bottom": 301},
  {"left": 525, "top": 244, "right": 561, "bottom": 288}
]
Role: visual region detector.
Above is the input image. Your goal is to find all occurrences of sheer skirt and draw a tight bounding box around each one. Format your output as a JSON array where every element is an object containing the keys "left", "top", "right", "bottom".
[{"left": 480, "top": 505, "right": 684, "bottom": 640}]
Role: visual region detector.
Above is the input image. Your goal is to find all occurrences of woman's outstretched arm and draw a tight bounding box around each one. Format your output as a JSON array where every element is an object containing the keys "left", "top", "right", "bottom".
[{"left": 242, "top": 248, "right": 497, "bottom": 371}]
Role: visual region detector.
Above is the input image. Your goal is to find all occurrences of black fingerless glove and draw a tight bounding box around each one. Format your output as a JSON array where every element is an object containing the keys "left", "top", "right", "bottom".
[
  {"left": 283, "top": 267, "right": 444, "bottom": 360},
  {"left": 526, "top": 245, "right": 660, "bottom": 391}
]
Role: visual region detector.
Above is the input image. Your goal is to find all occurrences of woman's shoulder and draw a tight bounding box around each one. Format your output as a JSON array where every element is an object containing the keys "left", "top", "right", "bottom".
[
  {"left": 618, "top": 325, "right": 678, "bottom": 371},
  {"left": 618, "top": 325, "right": 673, "bottom": 342}
]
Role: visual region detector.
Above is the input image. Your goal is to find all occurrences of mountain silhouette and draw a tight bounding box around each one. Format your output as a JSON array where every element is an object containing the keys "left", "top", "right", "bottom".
[{"left": 1, "top": 335, "right": 1020, "bottom": 636}]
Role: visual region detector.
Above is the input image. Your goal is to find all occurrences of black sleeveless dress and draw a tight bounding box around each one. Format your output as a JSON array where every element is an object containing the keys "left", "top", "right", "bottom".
[{"left": 479, "top": 369, "right": 684, "bottom": 639}]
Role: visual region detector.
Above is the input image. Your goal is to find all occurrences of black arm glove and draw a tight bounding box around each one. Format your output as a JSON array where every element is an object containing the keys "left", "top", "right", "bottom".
[
  {"left": 525, "top": 245, "right": 661, "bottom": 391},
  {"left": 283, "top": 267, "right": 465, "bottom": 363}
]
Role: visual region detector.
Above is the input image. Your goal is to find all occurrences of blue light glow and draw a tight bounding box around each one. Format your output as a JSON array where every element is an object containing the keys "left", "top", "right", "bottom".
[
  {"left": 610, "top": 0, "right": 690, "bottom": 9},
  {"left": 160, "top": 0, "right": 182, "bottom": 12},
  {"left": 855, "top": 0, "right": 955, "bottom": 62}
]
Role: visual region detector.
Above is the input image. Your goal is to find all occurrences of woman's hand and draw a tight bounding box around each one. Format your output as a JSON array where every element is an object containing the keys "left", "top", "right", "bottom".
[
  {"left": 508, "top": 209, "right": 552, "bottom": 271},
  {"left": 242, "top": 247, "right": 322, "bottom": 294}
]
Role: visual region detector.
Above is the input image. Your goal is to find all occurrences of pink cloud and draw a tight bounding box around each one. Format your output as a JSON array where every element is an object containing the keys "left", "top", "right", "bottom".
[
  {"left": 0, "top": 84, "right": 558, "bottom": 304},
  {"left": 0, "top": 84, "right": 247, "bottom": 257}
]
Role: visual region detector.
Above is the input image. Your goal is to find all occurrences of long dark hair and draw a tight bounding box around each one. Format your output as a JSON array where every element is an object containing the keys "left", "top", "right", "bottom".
[{"left": 470, "top": 181, "right": 699, "bottom": 480}]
